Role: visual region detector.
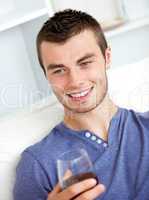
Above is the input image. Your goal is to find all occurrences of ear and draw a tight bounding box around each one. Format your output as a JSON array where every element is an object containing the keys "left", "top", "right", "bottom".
[{"left": 105, "top": 47, "right": 111, "bottom": 69}]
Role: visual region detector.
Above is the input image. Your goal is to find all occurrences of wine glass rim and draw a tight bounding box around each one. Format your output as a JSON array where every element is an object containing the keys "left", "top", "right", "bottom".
[{"left": 57, "top": 148, "right": 88, "bottom": 162}]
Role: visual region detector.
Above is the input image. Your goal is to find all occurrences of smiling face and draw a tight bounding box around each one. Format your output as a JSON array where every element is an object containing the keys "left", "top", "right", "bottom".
[{"left": 40, "top": 30, "right": 111, "bottom": 113}]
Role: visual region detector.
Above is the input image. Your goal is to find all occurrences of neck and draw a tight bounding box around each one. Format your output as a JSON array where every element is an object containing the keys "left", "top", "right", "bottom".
[{"left": 63, "top": 94, "right": 118, "bottom": 141}]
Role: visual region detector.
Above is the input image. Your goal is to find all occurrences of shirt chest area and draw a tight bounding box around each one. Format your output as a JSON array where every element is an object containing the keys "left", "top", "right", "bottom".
[{"left": 50, "top": 132, "right": 136, "bottom": 199}]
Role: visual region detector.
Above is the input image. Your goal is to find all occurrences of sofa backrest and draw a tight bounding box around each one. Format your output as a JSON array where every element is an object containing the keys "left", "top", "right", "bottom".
[{"left": 1, "top": 57, "right": 149, "bottom": 200}]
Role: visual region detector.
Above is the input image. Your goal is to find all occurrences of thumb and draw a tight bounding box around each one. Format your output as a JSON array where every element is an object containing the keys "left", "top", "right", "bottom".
[
  {"left": 48, "top": 169, "right": 73, "bottom": 198},
  {"left": 49, "top": 182, "right": 62, "bottom": 197},
  {"left": 47, "top": 182, "right": 62, "bottom": 200}
]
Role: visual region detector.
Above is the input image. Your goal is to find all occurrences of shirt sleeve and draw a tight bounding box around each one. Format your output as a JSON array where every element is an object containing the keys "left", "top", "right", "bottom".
[
  {"left": 134, "top": 173, "right": 149, "bottom": 200},
  {"left": 13, "top": 150, "right": 52, "bottom": 200}
]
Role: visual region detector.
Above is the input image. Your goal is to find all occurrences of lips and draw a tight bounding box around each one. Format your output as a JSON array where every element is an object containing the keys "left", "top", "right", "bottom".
[{"left": 66, "top": 87, "right": 93, "bottom": 101}]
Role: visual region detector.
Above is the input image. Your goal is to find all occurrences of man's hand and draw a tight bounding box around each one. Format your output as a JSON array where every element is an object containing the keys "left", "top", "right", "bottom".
[{"left": 47, "top": 178, "right": 105, "bottom": 200}]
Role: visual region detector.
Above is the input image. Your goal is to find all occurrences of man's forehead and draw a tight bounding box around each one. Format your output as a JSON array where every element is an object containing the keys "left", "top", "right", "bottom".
[
  {"left": 40, "top": 30, "right": 101, "bottom": 67},
  {"left": 41, "top": 30, "right": 98, "bottom": 50}
]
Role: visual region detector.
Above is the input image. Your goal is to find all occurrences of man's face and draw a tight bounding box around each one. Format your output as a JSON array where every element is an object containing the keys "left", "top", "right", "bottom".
[{"left": 40, "top": 30, "right": 110, "bottom": 113}]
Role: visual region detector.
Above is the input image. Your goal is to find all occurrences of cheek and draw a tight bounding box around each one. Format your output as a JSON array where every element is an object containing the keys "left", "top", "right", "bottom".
[
  {"left": 88, "top": 70, "right": 103, "bottom": 83},
  {"left": 48, "top": 77, "right": 67, "bottom": 93},
  {"left": 92, "top": 71, "right": 107, "bottom": 89},
  {"left": 87, "top": 63, "right": 105, "bottom": 80}
]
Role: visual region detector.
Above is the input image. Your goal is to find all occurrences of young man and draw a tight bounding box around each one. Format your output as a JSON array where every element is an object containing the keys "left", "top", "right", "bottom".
[{"left": 14, "top": 9, "right": 149, "bottom": 200}]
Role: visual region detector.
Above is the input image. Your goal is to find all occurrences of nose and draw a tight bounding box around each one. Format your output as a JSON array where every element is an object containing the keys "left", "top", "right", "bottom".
[{"left": 68, "top": 68, "right": 84, "bottom": 88}]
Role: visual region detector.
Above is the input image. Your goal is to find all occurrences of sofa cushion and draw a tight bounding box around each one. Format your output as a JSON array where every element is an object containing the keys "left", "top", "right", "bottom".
[{"left": 1, "top": 57, "right": 149, "bottom": 200}]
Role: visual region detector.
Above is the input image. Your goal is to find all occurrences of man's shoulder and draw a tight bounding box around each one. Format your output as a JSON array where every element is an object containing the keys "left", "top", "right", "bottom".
[
  {"left": 130, "top": 109, "right": 149, "bottom": 125},
  {"left": 23, "top": 122, "right": 64, "bottom": 162},
  {"left": 117, "top": 108, "right": 149, "bottom": 134},
  {"left": 120, "top": 107, "right": 149, "bottom": 123},
  {"left": 121, "top": 108, "right": 149, "bottom": 140}
]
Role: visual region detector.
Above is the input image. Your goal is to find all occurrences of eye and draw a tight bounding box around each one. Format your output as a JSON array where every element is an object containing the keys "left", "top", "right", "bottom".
[
  {"left": 53, "top": 68, "right": 66, "bottom": 75},
  {"left": 80, "top": 61, "right": 93, "bottom": 67}
]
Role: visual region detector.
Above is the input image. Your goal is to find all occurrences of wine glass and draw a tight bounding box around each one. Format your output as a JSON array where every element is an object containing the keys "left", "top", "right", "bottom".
[{"left": 57, "top": 148, "right": 98, "bottom": 190}]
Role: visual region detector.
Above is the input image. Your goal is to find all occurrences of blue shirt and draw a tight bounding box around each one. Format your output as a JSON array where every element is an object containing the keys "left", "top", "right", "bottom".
[{"left": 13, "top": 108, "right": 149, "bottom": 200}]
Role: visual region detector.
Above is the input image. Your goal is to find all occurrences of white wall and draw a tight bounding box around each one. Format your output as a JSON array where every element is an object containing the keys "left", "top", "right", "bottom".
[
  {"left": 0, "top": 27, "right": 38, "bottom": 117},
  {"left": 52, "top": 0, "right": 123, "bottom": 22},
  {"left": 108, "top": 26, "right": 149, "bottom": 68}
]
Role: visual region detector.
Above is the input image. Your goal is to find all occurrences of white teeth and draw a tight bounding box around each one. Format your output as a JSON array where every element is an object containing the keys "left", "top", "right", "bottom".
[{"left": 69, "top": 89, "right": 90, "bottom": 98}]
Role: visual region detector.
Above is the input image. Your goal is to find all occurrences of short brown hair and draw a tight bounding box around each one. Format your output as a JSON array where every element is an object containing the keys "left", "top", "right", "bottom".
[{"left": 36, "top": 9, "right": 108, "bottom": 74}]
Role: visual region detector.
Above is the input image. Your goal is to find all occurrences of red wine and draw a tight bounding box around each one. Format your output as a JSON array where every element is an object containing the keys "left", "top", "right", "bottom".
[{"left": 62, "top": 172, "right": 98, "bottom": 190}]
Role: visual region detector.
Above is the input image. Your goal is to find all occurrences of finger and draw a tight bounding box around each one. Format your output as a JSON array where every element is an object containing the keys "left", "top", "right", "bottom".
[
  {"left": 62, "top": 178, "right": 97, "bottom": 199},
  {"left": 48, "top": 182, "right": 62, "bottom": 198},
  {"left": 75, "top": 184, "right": 106, "bottom": 200},
  {"left": 48, "top": 170, "right": 74, "bottom": 198},
  {"left": 52, "top": 169, "right": 73, "bottom": 194},
  {"left": 63, "top": 169, "right": 73, "bottom": 180}
]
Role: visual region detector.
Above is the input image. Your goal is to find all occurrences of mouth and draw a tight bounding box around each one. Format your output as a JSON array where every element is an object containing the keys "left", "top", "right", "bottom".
[{"left": 66, "top": 87, "right": 93, "bottom": 101}]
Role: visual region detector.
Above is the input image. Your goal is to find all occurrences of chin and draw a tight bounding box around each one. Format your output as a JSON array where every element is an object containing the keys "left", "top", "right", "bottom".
[{"left": 63, "top": 103, "right": 99, "bottom": 114}]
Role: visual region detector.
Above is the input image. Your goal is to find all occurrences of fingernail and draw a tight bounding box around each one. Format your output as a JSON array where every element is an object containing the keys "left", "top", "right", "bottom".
[
  {"left": 99, "top": 184, "right": 106, "bottom": 191},
  {"left": 90, "top": 178, "right": 97, "bottom": 185}
]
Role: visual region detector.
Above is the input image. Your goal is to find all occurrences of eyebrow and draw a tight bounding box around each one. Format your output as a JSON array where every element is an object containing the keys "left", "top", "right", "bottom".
[
  {"left": 46, "top": 53, "right": 95, "bottom": 70},
  {"left": 77, "top": 53, "right": 95, "bottom": 63},
  {"left": 47, "top": 63, "right": 64, "bottom": 71}
]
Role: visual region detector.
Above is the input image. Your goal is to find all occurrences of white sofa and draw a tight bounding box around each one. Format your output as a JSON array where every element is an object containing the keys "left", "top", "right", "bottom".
[{"left": 1, "top": 57, "right": 149, "bottom": 200}]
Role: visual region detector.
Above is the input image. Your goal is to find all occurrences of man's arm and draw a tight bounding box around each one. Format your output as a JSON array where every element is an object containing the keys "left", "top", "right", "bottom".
[
  {"left": 13, "top": 151, "right": 51, "bottom": 200},
  {"left": 14, "top": 150, "right": 105, "bottom": 200}
]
